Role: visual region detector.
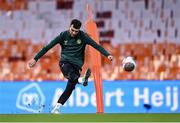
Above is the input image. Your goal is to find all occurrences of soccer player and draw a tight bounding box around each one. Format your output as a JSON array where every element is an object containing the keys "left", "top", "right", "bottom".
[{"left": 28, "top": 19, "right": 113, "bottom": 114}]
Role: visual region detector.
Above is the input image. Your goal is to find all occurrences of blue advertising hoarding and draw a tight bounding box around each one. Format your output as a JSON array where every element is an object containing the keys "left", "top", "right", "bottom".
[{"left": 0, "top": 80, "right": 179, "bottom": 114}]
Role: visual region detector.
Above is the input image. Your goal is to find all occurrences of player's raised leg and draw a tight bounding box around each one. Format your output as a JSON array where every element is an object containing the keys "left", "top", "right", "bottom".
[
  {"left": 83, "top": 68, "right": 91, "bottom": 86},
  {"left": 78, "top": 68, "right": 91, "bottom": 86}
]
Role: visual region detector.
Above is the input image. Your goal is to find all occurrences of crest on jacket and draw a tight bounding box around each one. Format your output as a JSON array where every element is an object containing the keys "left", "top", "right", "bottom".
[{"left": 77, "top": 39, "right": 81, "bottom": 44}]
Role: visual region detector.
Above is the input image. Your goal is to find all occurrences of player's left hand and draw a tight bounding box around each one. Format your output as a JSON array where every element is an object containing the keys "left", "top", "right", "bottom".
[
  {"left": 27, "top": 59, "right": 37, "bottom": 68},
  {"left": 108, "top": 55, "right": 113, "bottom": 61}
]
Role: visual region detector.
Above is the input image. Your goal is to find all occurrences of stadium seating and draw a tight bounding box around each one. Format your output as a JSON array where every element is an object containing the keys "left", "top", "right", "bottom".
[{"left": 0, "top": 0, "right": 179, "bottom": 81}]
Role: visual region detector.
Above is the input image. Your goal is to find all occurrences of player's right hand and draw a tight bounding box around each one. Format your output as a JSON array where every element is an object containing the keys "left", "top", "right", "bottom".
[{"left": 28, "top": 59, "right": 37, "bottom": 68}]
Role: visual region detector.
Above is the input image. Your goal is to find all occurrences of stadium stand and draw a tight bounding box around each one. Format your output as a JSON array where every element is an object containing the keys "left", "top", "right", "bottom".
[{"left": 0, "top": 0, "right": 179, "bottom": 81}]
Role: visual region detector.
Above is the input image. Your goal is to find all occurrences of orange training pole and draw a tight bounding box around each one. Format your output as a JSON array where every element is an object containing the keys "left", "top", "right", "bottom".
[{"left": 85, "top": 4, "right": 104, "bottom": 113}]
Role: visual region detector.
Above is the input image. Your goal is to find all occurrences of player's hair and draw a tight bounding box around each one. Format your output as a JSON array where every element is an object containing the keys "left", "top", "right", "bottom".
[{"left": 70, "top": 19, "right": 82, "bottom": 29}]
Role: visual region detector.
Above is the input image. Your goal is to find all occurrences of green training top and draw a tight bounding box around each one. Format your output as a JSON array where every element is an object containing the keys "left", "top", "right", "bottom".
[{"left": 34, "top": 30, "right": 110, "bottom": 68}]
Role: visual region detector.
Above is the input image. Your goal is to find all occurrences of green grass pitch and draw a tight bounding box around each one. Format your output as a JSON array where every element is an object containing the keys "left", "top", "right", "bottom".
[{"left": 0, "top": 114, "right": 180, "bottom": 122}]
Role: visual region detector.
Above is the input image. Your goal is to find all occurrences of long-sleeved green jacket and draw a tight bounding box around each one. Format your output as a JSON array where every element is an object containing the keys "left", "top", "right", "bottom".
[{"left": 34, "top": 30, "right": 110, "bottom": 68}]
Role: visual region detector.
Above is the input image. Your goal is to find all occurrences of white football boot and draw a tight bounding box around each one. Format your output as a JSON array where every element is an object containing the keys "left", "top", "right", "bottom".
[{"left": 51, "top": 103, "right": 62, "bottom": 114}]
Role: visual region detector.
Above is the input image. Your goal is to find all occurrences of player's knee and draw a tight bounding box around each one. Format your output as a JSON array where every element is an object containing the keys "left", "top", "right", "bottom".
[
  {"left": 67, "top": 82, "right": 76, "bottom": 90},
  {"left": 68, "top": 72, "right": 79, "bottom": 82}
]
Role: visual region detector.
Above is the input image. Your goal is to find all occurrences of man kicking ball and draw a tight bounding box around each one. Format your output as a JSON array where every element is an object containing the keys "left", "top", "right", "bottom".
[{"left": 28, "top": 19, "right": 113, "bottom": 114}]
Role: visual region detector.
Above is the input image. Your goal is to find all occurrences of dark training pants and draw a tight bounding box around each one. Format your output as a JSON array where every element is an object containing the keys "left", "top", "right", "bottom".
[{"left": 57, "top": 62, "right": 81, "bottom": 105}]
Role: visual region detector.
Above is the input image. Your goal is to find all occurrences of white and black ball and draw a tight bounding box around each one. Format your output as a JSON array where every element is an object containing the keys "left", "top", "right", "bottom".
[{"left": 122, "top": 56, "right": 136, "bottom": 72}]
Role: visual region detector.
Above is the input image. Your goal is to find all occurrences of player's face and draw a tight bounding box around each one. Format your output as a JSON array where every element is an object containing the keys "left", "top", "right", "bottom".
[{"left": 69, "top": 25, "right": 80, "bottom": 37}]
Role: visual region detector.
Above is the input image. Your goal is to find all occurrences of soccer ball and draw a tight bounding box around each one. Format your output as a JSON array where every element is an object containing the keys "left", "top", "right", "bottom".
[{"left": 122, "top": 56, "right": 136, "bottom": 72}]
